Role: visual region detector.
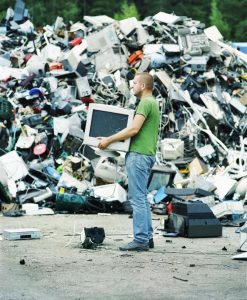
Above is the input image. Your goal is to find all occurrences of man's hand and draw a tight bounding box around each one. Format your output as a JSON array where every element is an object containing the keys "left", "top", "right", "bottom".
[
  {"left": 98, "top": 137, "right": 111, "bottom": 150},
  {"left": 97, "top": 114, "right": 145, "bottom": 150}
]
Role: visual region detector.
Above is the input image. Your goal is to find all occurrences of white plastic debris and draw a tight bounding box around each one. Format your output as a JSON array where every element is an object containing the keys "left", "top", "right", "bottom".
[
  {"left": 91, "top": 183, "right": 127, "bottom": 203},
  {"left": 0, "top": 151, "right": 28, "bottom": 185},
  {"left": 211, "top": 201, "right": 244, "bottom": 218}
]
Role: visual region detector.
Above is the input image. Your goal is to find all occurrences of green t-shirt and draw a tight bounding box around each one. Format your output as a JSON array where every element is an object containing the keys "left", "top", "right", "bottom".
[{"left": 129, "top": 96, "right": 160, "bottom": 155}]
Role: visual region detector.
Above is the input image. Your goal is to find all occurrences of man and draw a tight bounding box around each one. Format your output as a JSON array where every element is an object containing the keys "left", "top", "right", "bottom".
[{"left": 98, "top": 72, "right": 160, "bottom": 251}]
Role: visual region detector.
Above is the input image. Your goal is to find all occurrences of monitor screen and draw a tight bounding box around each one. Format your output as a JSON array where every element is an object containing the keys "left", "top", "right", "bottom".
[
  {"left": 147, "top": 166, "right": 176, "bottom": 192},
  {"left": 89, "top": 110, "right": 129, "bottom": 139}
]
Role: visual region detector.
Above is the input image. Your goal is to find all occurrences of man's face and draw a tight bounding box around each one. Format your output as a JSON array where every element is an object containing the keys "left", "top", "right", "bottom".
[{"left": 132, "top": 75, "right": 144, "bottom": 97}]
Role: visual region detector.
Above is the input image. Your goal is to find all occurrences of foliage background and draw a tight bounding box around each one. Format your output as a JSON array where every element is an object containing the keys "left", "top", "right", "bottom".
[{"left": 0, "top": 0, "right": 246, "bottom": 42}]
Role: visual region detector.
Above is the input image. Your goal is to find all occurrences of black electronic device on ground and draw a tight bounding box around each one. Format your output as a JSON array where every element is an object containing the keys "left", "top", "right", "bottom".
[{"left": 167, "top": 201, "right": 222, "bottom": 238}]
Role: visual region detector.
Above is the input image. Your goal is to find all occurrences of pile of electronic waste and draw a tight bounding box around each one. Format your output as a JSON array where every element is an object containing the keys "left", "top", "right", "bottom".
[{"left": 0, "top": 1, "right": 246, "bottom": 245}]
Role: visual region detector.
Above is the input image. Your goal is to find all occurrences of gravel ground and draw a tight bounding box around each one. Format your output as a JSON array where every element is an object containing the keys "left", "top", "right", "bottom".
[{"left": 0, "top": 213, "right": 246, "bottom": 300}]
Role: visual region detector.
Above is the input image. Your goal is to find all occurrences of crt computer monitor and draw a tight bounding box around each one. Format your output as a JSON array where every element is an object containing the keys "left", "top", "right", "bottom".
[
  {"left": 83, "top": 103, "right": 134, "bottom": 152},
  {"left": 147, "top": 165, "right": 176, "bottom": 192}
]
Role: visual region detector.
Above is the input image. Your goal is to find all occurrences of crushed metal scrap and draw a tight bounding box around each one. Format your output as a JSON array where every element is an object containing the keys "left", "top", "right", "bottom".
[{"left": 0, "top": 1, "right": 246, "bottom": 238}]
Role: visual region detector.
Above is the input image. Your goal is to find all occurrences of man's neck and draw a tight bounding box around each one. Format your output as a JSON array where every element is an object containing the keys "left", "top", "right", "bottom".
[{"left": 140, "top": 91, "right": 153, "bottom": 99}]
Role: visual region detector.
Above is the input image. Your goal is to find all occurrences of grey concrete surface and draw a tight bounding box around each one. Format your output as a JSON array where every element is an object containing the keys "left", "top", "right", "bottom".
[{"left": 0, "top": 214, "right": 246, "bottom": 300}]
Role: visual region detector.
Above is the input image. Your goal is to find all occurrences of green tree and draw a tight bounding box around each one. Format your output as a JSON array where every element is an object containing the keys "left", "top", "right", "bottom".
[
  {"left": 209, "top": 0, "right": 230, "bottom": 40},
  {"left": 26, "top": 0, "right": 79, "bottom": 26},
  {"left": 0, "top": 0, "right": 246, "bottom": 42},
  {"left": 60, "top": 2, "right": 79, "bottom": 23},
  {"left": 140, "top": 0, "right": 210, "bottom": 23},
  {"left": 234, "top": 19, "right": 247, "bottom": 41},
  {"left": 218, "top": 0, "right": 247, "bottom": 41},
  {"left": 86, "top": 0, "right": 117, "bottom": 17},
  {"left": 114, "top": 0, "right": 140, "bottom": 20}
]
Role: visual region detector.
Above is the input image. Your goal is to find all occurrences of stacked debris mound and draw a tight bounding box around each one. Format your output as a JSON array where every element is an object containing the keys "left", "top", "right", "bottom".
[{"left": 0, "top": 1, "right": 246, "bottom": 222}]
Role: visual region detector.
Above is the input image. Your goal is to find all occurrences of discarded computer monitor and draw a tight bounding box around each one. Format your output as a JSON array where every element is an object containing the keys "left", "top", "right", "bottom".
[
  {"left": 160, "top": 138, "right": 184, "bottom": 160},
  {"left": 147, "top": 165, "right": 176, "bottom": 192},
  {"left": 84, "top": 103, "right": 134, "bottom": 152}
]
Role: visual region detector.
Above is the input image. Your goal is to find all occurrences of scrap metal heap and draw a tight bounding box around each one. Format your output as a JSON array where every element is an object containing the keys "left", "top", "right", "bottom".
[{"left": 0, "top": 2, "right": 246, "bottom": 235}]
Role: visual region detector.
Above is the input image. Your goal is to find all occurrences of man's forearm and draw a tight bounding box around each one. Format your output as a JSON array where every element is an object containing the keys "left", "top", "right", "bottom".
[
  {"left": 107, "top": 126, "right": 138, "bottom": 144},
  {"left": 98, "top": 114, "right": 145, "bottom": 149}
]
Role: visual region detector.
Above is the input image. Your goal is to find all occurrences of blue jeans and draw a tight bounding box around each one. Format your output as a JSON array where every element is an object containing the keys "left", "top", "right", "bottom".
[{"left": 125, "top": 152, "right": 156, "bottom": 245}]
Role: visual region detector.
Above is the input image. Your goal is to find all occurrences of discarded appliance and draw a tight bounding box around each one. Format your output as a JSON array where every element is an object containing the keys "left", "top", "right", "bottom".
[
  {"left": 86, "top": 25, "right": 119, "bottom": 52},
  {"left": 211, "top": 201, "right": 245, "bottom": 218},
  {"left": 91, "top": 183, "right": 127, "bottom": 203},
  {"left": 94, "top": 157, "right": 127, "bottom": 184},
  {"left": 81, "top": 226, "right": 105, "bottom": 249},
  {"left": 160, "top": 139, "right": 184, "bottom": 160},
  {"left": 0, "top": 154, "right": 28, "bottom": 199},
  {"left": 0, "top": 151, "right": 28, "bottom": 186},
  {"left": 83, "top": 227, "right": 105, "bottom": 244},
  {"left": 166, "top": 201, "right": 222, "bottom": 238},
  {"left": 55, "top": 192, "right": 88, "bottom": 213},
  {"left": 83, "top": 103, "right": 134, "bottom": 152},
  {"left": 213, "top": 176, "right": 238, "bottom": 200},
  {"left": 3, "top": 228, "right": 42, "bottom": 240},
  {"left": 188, "top": 158, "right": 208, "bottom": 176},
  {"left": 235, "top": 177, "right": 247, "bottom": 198},
  {"left": 22, "top": 203, "right": 54, "bottom": 215},
  {"left": 165, "top": 187, "right": 213, "bottom": 198},
  {"left": 147, "top": 164, "right": 176, "bottom": 192}
]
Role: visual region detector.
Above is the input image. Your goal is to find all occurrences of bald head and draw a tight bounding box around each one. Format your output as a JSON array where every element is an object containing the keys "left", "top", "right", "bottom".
[
  {"left": 135, "top": 72, "right": 154, "bottom": 91},
  {"left": 132, "top": 72, "right": 154, "bottom": 98}
]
